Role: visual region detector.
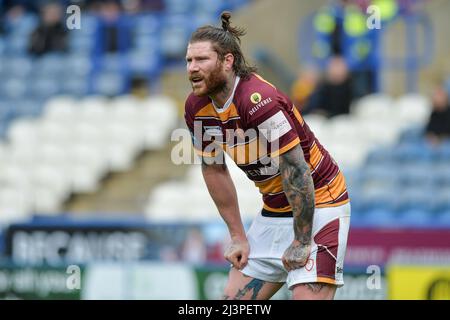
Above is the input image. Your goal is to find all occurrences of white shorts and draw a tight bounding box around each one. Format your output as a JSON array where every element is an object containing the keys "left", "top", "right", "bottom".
[{"left": 241, "top": 203, "right": 351, "bottom": 290}]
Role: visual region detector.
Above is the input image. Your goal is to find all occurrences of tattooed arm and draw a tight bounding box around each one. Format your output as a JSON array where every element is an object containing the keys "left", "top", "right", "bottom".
[
  {"left": 201, "top": 156, "right": 249, "bottom": 270},
  {"left": 279, "top": 144, "right": 315, "bottom": 271}
]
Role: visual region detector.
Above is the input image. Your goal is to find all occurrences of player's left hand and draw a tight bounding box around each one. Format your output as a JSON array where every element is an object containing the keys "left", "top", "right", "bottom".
[{"left": 281, "top": 240, "right": 311, "bottom": 271}]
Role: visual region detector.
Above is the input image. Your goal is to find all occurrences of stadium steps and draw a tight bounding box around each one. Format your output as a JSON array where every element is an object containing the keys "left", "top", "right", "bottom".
[{"left": 63, "top": 142, "right": 188, "bottom": 215}]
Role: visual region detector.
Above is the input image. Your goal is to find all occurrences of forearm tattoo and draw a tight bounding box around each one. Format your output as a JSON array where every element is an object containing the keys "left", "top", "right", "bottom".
[{"left": 279, "top": 145, "right": 315, "bottom": 245}]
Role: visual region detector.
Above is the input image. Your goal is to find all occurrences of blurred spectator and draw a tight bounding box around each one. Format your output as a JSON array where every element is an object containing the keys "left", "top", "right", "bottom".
[
  {"left": 122, "top": 0, "right": 165, "bottom": 13},
  {"left": 130, "top": 75, "right": 150, "bottom": 100},
  {"left": 94, "top": 0, "right": 132, "bottom": 54},
  {"left": 100, "top": 0, "right": 121, "bottom": 52},
  {"left": 290, "top": 66, "right": 320, "bottom": 113},
  {"left": 180, "top": 228, "right": 207, "bottom": 264},
  {"left": 28, "top": 1, "right": 67, "bottom": 56},
  {"left": 312, "top": 0, "right": 381, "bottom": 98},
  {"left": 2, "top": 4, "right": 26, "bottom": 35},
  {"left": 425, "top": 85, "right": 450, "bottom": 145},
  {"left": 308, "top": 55, "right": 354, "bottom": 118}
]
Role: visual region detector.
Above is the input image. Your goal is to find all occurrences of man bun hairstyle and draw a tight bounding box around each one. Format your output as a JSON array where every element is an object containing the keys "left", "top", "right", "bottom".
[{"left": 190, "top": 11, "right": 257, "bottom": 79}]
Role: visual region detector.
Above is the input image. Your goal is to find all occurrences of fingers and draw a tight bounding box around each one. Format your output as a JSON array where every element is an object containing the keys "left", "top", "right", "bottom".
[
  {"left": 238, "top": 251, "right": 249, "bottom": 270},
  {"left": 225, "top": 252, "right": 240, "bottom": 269}
]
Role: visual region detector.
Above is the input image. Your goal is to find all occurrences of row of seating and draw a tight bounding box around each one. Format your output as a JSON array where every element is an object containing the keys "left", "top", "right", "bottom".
[{"left": 0, "top": 94, "right": 179, "bottom": 224}]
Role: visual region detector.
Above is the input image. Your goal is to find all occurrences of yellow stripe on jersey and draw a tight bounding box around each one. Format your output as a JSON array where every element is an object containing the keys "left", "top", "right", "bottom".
[
  {"left": 314, "top": 171, "right": 347, "bottom": 207},
  {"left": 255, "top": 175, "right": 284, "bottom": 195},
  {"left": 293, "top": 106, "right": 305, "bottom": 126},
  {"left": 218, "top": 103, "right": 239, "bottom": 123},
  {"left": 195, "top": 103, "right": 216, "bottom": 118},
  {"left": 270, "top": 137, "right": 300, "bottom": 157},
  {"left": 309, "top": 143, "right": 324, "bottom": 171},
  {"left": 222, "top": 138, "right": 269, "bottom": 165}
]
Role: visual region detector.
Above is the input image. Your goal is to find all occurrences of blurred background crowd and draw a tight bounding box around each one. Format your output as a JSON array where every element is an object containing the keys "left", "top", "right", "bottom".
[{"left": 0, "top": 0, "right": 449, "bottom": 300}]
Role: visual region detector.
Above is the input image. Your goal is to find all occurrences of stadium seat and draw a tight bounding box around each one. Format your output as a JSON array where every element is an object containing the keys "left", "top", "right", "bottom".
[
  {"left": 395, "top": 209, "right": 434, "bottom": 228},
  {"left": 393, "top": 94, "right": 431, "bottom": 128},
  {"left": 92, "top": 71, "right": 125, "bottom": 96},
  {"left": 359, "top": 208, "right": 397, "bottom": 228},
  {"left": 351, "top": 93, "right": 394, "bottom": 121}
]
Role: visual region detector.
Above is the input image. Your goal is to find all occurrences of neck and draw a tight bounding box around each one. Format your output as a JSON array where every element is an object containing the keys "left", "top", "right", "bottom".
[{"left": 210, "top": 73, "right": 237, "bottom": 108}]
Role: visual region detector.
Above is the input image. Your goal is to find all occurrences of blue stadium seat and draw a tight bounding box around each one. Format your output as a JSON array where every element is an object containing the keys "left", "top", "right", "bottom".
[
  {"left": 398, "top": 126, "right": 425, "bottom": 144},
  {"left": 395, "top": 188, "right": 434, "bottom": 213},
  {"left": 164, "top": 0, "right": 193, "bottom": 14},
  {"left": 360, "top": 164, "right": 400, "bottom": 191},
  {"left": 13, "top": 99, "right": 45, "bottom": 118},
  {"left": 1, "top": 56, "right": 33, "bottom": 78},
  {"left": 28, "top": 76, "right": 61, "bottom": 99},
  {"left": 62, "top": 76, "right": 90, "bottom": 96},
  {"left": 365, "top": 147, "right": 395, "bottom": 165},
  {"left": 127, "top": 49, "right": 162, "bottom": 77},
  {"left": 434, "top": 140, "right": 450, "bottom": 162},
  {"left": 436, "top": 210, "right": 450, "bottom": 228},
  {"left": 92, "top": 71, "right": 125, "bottom": 96},
  {"left": 4, "top": 13, "right": 37, "bottom": 36},
  {"left": 160, "top": 15, "right": 194, "bottom": 60},
  {"left": 397, "top": 164, "right": 436, "bottom": 189},
  {"left": 359, "top": 187, "right": 398, "bottom": 212},
  {"left": 395, "top": 209, "right": 434, "bottom": 228},
  {"left": 432, "top": 165, "right": 450, "bottom": 187},
  {"left": 4, "top": 34, "right": 29, "bottom": 55},
  {"left": 393, "top": 142, "right": 434, "bottom": 163},
  {"left": 133, "top": 34, "right": 160, "bottom": 52},
  {"left": 1, "top": 78, "right": 28, "bottom": 99},
  {"left": 360, "top": 208, "right": 397, "bottom": 228},
  {"left": 133, "top": 15, "right": 161, "bottom": 35},
  {"left": 100, "top": 53, "right": 126, "bottom": 73},
  {"left": 69, "top": 34, "right": 95, "bottom": 54},
  {"left": 0, "top": 100, "right": 16, "bottom": 122},
  {"left": 194, "top": 0, "right": 225, "bottom": 15},
  {"left": 63, "top": 54, "right": 92, "bottom": 77}
]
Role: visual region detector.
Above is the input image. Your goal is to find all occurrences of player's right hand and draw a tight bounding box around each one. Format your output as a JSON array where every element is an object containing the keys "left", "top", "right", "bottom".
[{"left": 224, "top": 236, "right": 250, "bottom": 270}]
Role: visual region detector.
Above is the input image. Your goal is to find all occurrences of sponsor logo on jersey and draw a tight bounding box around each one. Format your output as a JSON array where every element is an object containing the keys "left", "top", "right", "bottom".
[
  {"left": 250, "top": 92, "right": 262, "bottom": 104},
  {"left": 249, "top": 97, "right": 273, "bottom": 116},
  {"left": 257, "top": 111, "right": 292, "bottom": 142}
]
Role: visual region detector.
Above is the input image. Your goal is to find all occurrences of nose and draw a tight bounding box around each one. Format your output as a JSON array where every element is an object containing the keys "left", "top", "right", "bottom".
[{"left": 187, "top": 61, "right": 199, "bottom": 74}]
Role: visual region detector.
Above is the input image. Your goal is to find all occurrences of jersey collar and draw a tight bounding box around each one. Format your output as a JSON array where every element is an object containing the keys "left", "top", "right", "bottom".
[{"left": 211, "top": 76, "right": 240, "bottom": 114}]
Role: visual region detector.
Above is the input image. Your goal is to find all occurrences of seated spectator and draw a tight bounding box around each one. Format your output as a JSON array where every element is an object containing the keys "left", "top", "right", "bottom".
[
  {"left": 307, "top": 55, "right": 354, "bottom": 118},
  {"left": 425, "top": 85, "right": 450, "bottom": 145},
  {"left": 28, "top": 1, "right": 67, "bottom": 56}
]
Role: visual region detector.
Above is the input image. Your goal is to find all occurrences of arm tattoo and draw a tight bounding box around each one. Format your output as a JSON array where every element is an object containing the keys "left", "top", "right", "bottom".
[{"left": 279, "top": 144, "right": 315, "bottom": 245}]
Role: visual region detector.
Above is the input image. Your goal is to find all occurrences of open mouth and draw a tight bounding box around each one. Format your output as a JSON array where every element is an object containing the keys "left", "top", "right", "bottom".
[{"left": 190, "top": 76, "right": 203, "bottom": 84}]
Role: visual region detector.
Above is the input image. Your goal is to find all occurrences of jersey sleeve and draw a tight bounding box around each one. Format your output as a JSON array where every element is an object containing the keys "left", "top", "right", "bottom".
[
  {"left": 246, "top": 91, "right": 300, "bottom": 158},
  {"left": 184, "top": 99, "right": 218, "bottom": 158}
]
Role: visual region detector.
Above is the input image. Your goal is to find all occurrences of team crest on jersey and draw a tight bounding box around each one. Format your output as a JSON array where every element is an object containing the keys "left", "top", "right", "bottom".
[{"left": 250, "top": 92, "right": 262, "bottom": 104}]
